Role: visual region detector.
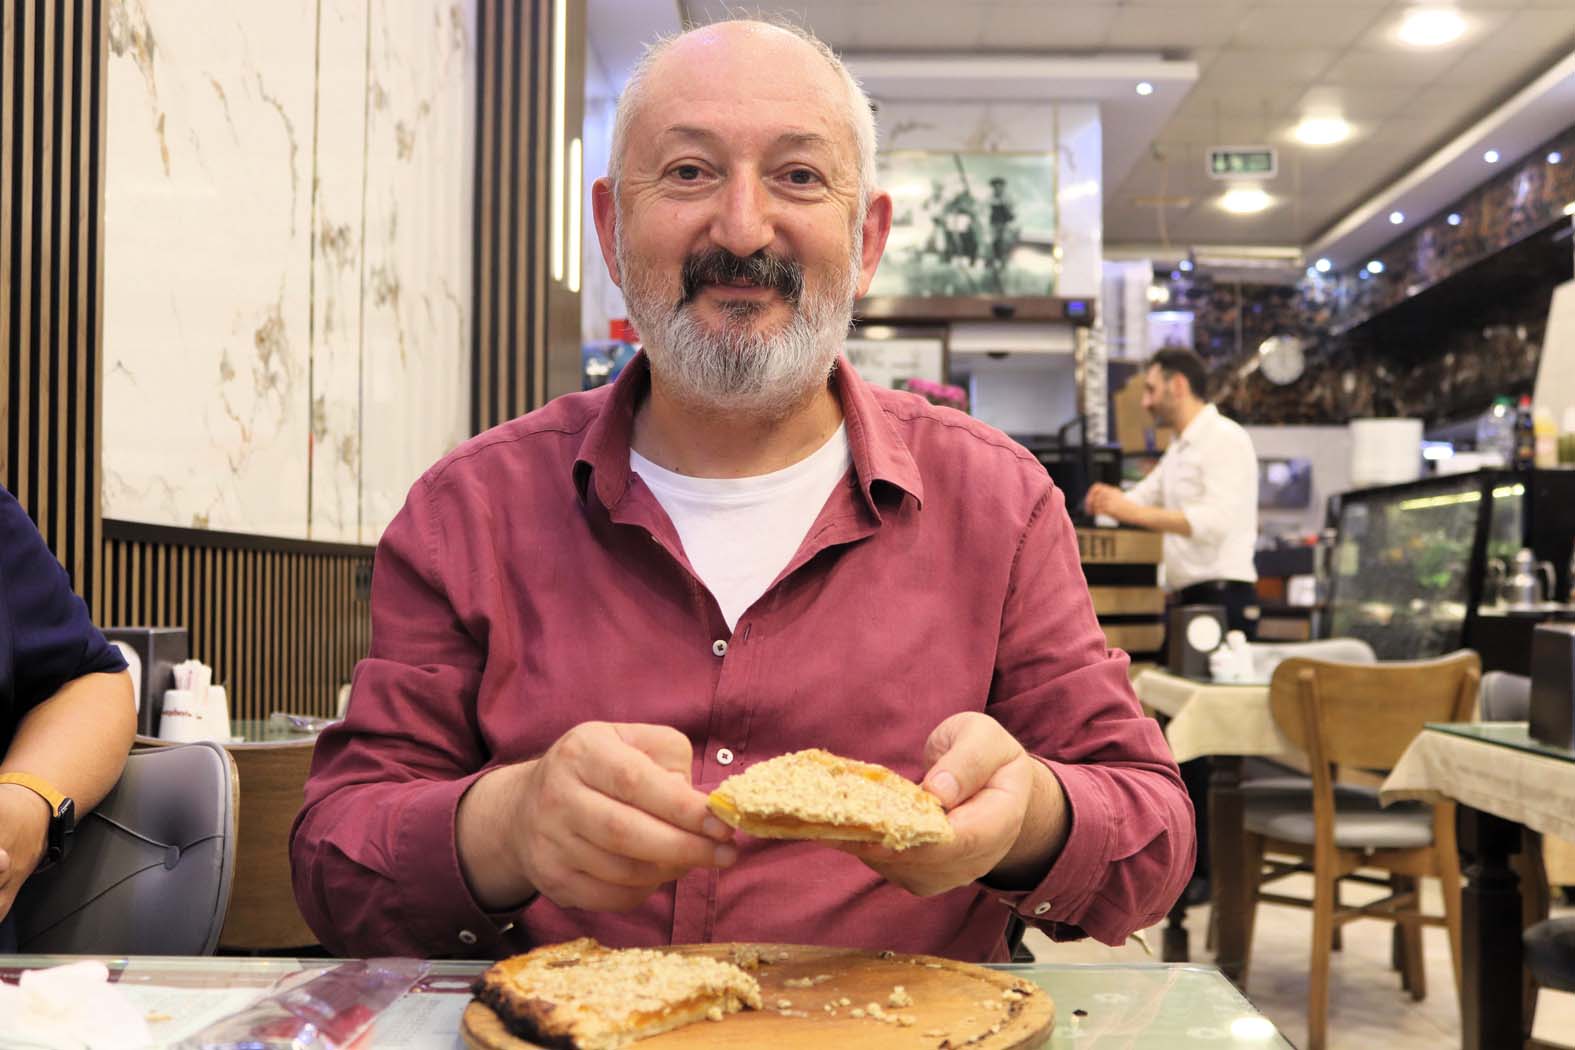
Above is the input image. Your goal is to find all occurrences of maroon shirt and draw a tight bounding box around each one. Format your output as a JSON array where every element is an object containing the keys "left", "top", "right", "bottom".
[{"left": 290, "top": 354, "right": 1193, "bottom": 960}]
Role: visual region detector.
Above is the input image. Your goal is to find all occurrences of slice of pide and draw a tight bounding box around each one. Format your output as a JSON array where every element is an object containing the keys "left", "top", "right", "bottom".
[
  {"left": 471, "top": 938, "right": 763, "bottom": 1050},
  {"left": 708, "top": 748, "right": 955, "bottom": 851}
]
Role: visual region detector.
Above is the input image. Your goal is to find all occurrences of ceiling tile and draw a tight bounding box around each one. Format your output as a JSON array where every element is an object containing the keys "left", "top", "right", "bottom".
[
  {"left": 1322, "top": 46, "right": 1462, "bottom": 86},
  {"left": 1105, "top": 4, "right": 1247, "bottom": 49},
  {"left": 1229, "top": 5, "right": 1382, "bottom": 49},
  {"left": 850, "top": 3, "right": 988, "bottom": 49},
  {"left": 978, "top": 5, "right": 1118, "bottom": 49},
  {"left": 1205, "top": 47, "right": 1340, "bottom": 83}
]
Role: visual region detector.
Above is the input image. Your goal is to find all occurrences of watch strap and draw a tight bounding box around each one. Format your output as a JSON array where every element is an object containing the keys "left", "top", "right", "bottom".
[{"left": 0, "top": 771, "right": 67, "bottom": 814}]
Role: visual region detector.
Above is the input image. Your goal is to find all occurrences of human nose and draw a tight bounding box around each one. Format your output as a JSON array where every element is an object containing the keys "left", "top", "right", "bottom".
[{"left": 709, "top": 173, "right": 775, "bottom": 258}]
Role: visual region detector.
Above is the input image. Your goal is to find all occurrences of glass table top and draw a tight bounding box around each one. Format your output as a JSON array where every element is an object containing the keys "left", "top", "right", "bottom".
[
  {"left": 2, "top": 955, "right": 1292, "bottom": 1049},
  {"left": 1426, "top": 721, "right": 1575, "bottom": 764}
]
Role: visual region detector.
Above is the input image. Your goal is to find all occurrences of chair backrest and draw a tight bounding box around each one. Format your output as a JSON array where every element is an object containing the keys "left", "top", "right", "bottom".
[
  {"left": 1249, "top": 637, "right": 1376, "bottom": 680},
  {"left": 13, "top": 740, "right": 238, "bottom": 954},
  {"left": 1268, "top": 650, "right": 1480, "bottom": 772},
  {"left": 217, "top": 739, "right": 319, "bottom": 951},
  {"left": 1479, "top": 670, "right": 1532, "bottom": 722}
]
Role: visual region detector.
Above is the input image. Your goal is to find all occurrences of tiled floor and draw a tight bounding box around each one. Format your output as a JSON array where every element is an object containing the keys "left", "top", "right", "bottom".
[{"left": 1024, "top": 873, "right": 1575, "bottom": 1049}]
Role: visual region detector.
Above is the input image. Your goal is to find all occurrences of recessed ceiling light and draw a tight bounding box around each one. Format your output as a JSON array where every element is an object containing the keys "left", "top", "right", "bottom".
[
  {"left": 1397, "top": 6, "right": 1467, "bottom": 48},
  {"left": 1293, "top": 115, "right": 1352, "bottom": 146},
  {"left": 1550, "top": 151, "right": 1564, "bottom": 165},
  {"left": 1219, "top": 186, "right": 1273, "bottom": 214},
  {"left": 1447, "top": 213, "right": 1462, "bottom": 226},
  {"left": 1315, "top": 258, "right": 1333, "bottom": 273},
  {"left": 1483, "top": 149, "right": 1500, "bottom": 164},
  {"left": 1135, "top": 81, "right": 1154, "bottom": 96},
  {"left": 1178, "top": 259, "right": 1194, "bottom": 272},
  {"left": 1389, "top": 211, "right": 1405, "bottom": 225},
  {"left": 1366, "top": 260, "right": 1385, "bottom": 274}
]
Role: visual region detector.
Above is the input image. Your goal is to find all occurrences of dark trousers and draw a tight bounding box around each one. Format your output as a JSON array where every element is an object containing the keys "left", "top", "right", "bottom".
[{"left": 1169, "top": 579, "right": 1259, "bottom": 883}]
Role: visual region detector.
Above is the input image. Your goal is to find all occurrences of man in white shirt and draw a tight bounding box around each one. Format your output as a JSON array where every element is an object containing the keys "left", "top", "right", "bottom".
[
  {"left": 1085, "top": 348, "right": 1259, "bottom": 633},
  {"left": 1084, "top": 347, "right": 1259, "bottom": 906}
]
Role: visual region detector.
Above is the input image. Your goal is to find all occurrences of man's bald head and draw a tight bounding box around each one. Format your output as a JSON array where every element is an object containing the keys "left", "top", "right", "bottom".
[{"left": 607, "top": 20, "right": 878, "bottom": 210}]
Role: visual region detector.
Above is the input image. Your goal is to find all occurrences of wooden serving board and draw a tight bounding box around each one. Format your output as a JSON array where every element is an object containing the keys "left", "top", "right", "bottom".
[{"left": 462, "top": 942, "right": 1054, "bottom": 1050}]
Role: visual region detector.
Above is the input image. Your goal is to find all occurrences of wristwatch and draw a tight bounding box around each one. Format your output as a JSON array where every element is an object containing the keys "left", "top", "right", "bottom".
[{"left": 0, "top": 772, "right": 76, "bottom": 870}]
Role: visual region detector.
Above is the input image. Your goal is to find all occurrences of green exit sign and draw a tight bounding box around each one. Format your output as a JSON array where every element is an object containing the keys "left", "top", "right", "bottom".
[{"left": 1207, "top": 147, "right": 1278, "bottom": 179}]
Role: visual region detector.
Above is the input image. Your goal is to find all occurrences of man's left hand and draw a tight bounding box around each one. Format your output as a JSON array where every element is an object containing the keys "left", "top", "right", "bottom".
[
  {"left": 1083, "top": 482, "right": 1133, "bottom": 521},
  {"left": 0, "top": 783, "right": 50, "bottom": 923},
  {"left": 834, "top": 713, "right": 1066, "bottom": 897}
]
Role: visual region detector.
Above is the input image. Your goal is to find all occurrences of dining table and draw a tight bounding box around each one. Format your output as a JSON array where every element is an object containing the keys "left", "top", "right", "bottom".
[
  {"left": 1381, "top": 721, "right": 1575, "bottom": 1050},
  {"left": 1132, "top": 668, "right": 1287, "bottom": 981},
  {"left": 0, "top": 952, "right": 1294, "bottom": 1049}
]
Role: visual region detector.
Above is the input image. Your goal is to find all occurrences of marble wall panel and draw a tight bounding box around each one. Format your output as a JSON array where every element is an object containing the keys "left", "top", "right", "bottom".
[
  {"left": 102, "top": 0, "right": 317, "bottom": 536},
  {"left": 358, "top": 0, "right": 476, "bottom": 542},
  {"left": 309, "top": 0, "right": 371, "bottom": 543},
  {"left": 101, "top": 0, "right": 476, "bottom": 543}
]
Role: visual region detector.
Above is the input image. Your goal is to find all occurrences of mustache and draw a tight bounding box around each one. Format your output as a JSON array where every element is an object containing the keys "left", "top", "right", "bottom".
[{"left": 679, "top": 249, "right": 803, "bottom": 306}]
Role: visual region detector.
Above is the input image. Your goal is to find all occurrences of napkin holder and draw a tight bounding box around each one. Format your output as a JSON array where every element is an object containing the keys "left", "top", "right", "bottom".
[
  {"left": 102, "top": 627, "right": 188, "bottom": 737},
  {"left": 1529, "top": 623, "right": 1575, "bottom": 750},
  {"left": 1168, "top": 605, "right": 1227, "bottom": 679}
]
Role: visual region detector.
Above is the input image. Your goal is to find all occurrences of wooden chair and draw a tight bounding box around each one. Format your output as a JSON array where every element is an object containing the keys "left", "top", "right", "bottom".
[
  {"left": 218, "top": 738, "right": 320, "bottom": 951},
  {"left": 1237, "top": 650, "right": 1479, "bottom": 1050}
]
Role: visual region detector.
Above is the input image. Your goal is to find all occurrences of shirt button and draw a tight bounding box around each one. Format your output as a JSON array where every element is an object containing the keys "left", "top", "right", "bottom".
[
  {"left": 717, "top": 748, "right": 735, "bottom": 766},
  {"left": 458, "top": 929, "right": 478, "bottom": 945},
  {"left": 712, "top": 639, "right": 728, "bottom": 657},
  {"left": 1032, "top": 902, "right": 1051, "bottom": 916}
]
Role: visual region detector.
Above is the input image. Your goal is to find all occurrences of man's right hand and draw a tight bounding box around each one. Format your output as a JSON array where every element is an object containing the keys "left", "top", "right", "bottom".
[{"left": 456, "top": 722, "right": 736, "bottom": 913}]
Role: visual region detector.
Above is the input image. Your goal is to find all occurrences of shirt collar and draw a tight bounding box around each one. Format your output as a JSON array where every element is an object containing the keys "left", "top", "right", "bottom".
[
  {"left": 572, "top": 351, "right": 924, "bottom": 514},
  {"left": 1175, "top": 402, "right": 1219, "bottom": 448}
]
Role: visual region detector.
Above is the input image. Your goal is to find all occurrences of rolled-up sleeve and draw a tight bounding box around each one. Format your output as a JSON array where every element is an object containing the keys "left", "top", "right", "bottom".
[
  {"left": 983, "top": 483, "right": 1194, "bottom": 945},
  {"left": 289, "top": 476, "right": 507, "bottom": 958}
]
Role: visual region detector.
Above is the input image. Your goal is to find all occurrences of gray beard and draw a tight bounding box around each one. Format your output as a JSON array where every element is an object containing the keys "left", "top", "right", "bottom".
[{"left": 616, "top": 227, "right": 862, "bottom": 421}]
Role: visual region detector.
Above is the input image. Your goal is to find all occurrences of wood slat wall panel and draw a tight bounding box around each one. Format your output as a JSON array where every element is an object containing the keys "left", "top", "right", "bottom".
[
  {"left": 2, "top": 0, "right": 101, "bottom": 604},
  {"left": 471, "top": 0, "right": 576, "bottom": 431},
  {"left": 98, "top": 523, "right": 372, "bottom": 722}
]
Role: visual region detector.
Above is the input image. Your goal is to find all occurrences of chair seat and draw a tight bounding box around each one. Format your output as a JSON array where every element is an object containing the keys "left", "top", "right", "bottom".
[
  {"left": 1242, "top": 775, "right": 1382, "bottom": 805},
  {"left": 1524, "top": 917, "right": 1575, "bottom": 993},
  {"left": 1245, "top": 798, "right": 1434, "bottom": 850}
]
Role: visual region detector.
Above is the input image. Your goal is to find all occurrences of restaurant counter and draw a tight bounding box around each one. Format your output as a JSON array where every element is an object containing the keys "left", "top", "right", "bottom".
[{"left": 1076, "top": 527, "right": 1165, "bottom": 665}]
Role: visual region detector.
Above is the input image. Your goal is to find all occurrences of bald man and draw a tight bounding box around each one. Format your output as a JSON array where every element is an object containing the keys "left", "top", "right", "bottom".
[{"left": 291, "top": 19, "right": 1193, "bottom": 962}]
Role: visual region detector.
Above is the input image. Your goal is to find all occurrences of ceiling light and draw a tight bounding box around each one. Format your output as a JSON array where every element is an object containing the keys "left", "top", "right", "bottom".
[
  {"left": 1565, "top": 201, "right": 1575, "bottom": 217},
  {"left": 1483, "top": 149, "right": 1500, "bottom": 164},
  {"left": 1293, "top": 115, "right": 1351, "bottom": 147},
  {"left": 1178, "top": 259, "right": 1194, "bottom": 272},
  {"left": 1447, "top": 213, "right": 1462, "bottom": 226},
  {"left": 1389, "top": 211, "right": 1405, "bottom": 225},
  {"left": 1219, "top": 186, "right": 1273, "bottom": 214},
  {"left": 1135, "top": 81, "right": 1154, "bottom": 96},
  {"left": 1549, "top": 151, "right": 1564, "bottom": 165},
  {"left": 1314, "top": 258, "right": 1332, "bottom": 273},
  {"left": 1366, "top": 260, "right": 1385, "bottom": 274},
  {"left": 1397, "top": 7, "right": 1467, "bottom": 48}
]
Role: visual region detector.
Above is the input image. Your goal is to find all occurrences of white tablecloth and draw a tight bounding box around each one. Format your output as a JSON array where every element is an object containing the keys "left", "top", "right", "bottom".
[
  {"left": 1381, "top": 725, "right": 1575, "bottom": 842},
  {"left": 1132, "top": 669, "right": 1291, "bottom": 764}
]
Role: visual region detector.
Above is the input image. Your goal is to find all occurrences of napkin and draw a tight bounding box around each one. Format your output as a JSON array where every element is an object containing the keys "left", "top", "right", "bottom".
[{"left": 0, "top": 960, "right": 154, "bottom": 1049}]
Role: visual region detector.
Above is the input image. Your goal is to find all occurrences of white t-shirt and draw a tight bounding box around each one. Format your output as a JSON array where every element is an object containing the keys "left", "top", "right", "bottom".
[
  {"left": 1126, "top": 404, "right": 1259, "bottom": 591},
  {"left": 630, "top": 425, "right": 852, "bottom": 629}
]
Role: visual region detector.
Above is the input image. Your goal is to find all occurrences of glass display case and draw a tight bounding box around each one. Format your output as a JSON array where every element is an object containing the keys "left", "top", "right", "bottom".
[{"left": 1326, "top": 469, "right": 1575, "bottom": 666}]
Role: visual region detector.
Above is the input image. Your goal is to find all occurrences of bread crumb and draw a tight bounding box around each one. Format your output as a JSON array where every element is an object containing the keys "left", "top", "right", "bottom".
[
  {"left": 898, "top": 1015, "right": 916, "bottom": 1027},
  {"left": 838, "top": 996, "right": 852, "bottom": 1006},
  {"left": 851, "top": 1008, "right": 866, "bottom": 1018},
  {"left": 705, "top": 1006, "right": 724, "bottom": 1022},
  {"left": 923, "top": 1028, "right": 948, "bottom": 1038},
  {"left": 888, "top": 986, "right": 913, "bottom": 1008},
  {"left": 777, "top": 998, "right": 793, "bottom": 1009},
  {"left": 783, "top": 977, "right": 814, "bottom": 989}
]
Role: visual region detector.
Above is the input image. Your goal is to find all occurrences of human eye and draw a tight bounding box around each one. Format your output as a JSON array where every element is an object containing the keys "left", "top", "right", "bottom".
[
  {"left": 667, "top": 162, "right": 709, "bottom": 183},
  {"left": 782, "top": 167, "right": 823, "bottom": 187}
]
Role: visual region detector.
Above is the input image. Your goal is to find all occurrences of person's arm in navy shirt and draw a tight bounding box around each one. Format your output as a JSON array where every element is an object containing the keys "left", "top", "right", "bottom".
[{"left": 0, "top": 487, "right": 135, "bottom": 923}]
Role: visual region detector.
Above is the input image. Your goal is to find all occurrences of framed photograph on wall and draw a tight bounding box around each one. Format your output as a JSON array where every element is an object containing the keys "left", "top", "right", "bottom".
[{"left": 868, "top": 150, "right": 1060, "bottom": 299}]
